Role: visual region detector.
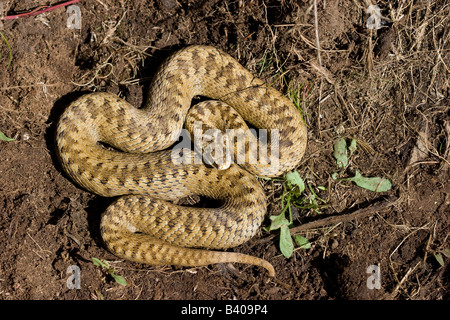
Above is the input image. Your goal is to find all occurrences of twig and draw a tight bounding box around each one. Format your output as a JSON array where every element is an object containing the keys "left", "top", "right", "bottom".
[
  {"left": 334, "top": 85, "right": 357, "bottom": 127},
  {"left": 259, "top": 197, "right": 397, "bottom": 245},
  {"left": 288, "top": 197, "right": 397, "bottom": 235},
  {"left": 0, "top": 0, "right": 80, "bottom": 20},
  {"left": 0, "top": 82, "right": 62, "bottom": 90},
  {"left": 101, "top": 9, "right": 127, "bottom": 45},
  {"left": 313, "top": 0, "right": 322, "bottom": 67},
  {"left": 390, "top": 260, "right": 421, "bottom": 299}
]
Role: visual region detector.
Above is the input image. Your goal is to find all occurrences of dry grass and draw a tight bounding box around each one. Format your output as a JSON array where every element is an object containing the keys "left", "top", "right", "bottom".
[{"left": 257, "top": 0, "right": 449, "bottom": 299}]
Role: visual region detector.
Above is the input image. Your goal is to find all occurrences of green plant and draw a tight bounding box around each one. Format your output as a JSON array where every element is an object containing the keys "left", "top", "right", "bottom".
[
  {"left": 332, "top": 137, "right": 392, "bottom": 192},
  {"left": 288, "top": 81, "right": 312, "bottom": 122},
  {"left": 335, "top": 170, "right": 392, "bottom": 192},
  {"left": 92, "top": 257, "right": 127, "bottom": 286},
  {"left": 257, "top": 50, "right": 310, "bottom": 123},
  {"left": 257, "top": 50, "right": 273, "bottom": 78},
  {"left": 433, "top": 248, "right": 450, "bottom": 267},
  {"left": 265, "top": 171, "right": 316, "bottom": 258},
  {"left": 0, "top": 31, "right": 12, "bottom": 68},
  {"left": 0, "top": 131, "right": 14, "bottom": 141}
]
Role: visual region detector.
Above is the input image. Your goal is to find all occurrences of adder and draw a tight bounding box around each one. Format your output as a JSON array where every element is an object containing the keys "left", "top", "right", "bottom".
[{"left": 55, "top": 45, "right": 307, "bottom": 277}]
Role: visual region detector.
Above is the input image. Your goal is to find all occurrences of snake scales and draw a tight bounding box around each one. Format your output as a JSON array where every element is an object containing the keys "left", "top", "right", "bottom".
[{"left": 55, "top": 45, "right": 307, "bottom": 277}]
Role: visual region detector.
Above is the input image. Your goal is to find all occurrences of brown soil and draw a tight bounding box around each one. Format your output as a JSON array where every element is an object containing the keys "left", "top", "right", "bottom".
[{"left": 0, "top": 0, "right": 448, "bottom": 300}]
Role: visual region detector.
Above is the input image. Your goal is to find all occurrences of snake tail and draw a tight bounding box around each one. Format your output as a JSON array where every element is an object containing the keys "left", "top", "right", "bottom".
[{"left": 101, "top": 216, "right": 276, "bottom": 277}]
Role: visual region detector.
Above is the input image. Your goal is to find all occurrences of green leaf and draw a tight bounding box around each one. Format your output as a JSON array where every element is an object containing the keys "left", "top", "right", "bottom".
[
  {"left": 333, "top": 137, "right": 348, "bottom": 169},
  {"left": 441, "top": 248, "right": 450, "bottom": 258},
  {"left": 93, "top": 257, "right": 127, "bottom": 285},
  {"left": 111, "top": 273, "right": 127, "bottom": 286},
  {"left": 92, "top": 257, "right": 108, "bottom": 268},
  {"left": 434, "top": 253, "right": 444, "bottom": 267},
  {"left": 286, "top": 171, "right": 305, "bottom": 193},
  {"left": 267, "top": 213, "right": 290, "bottom": 231},
  {"left": 279, "top": 225, "right": 294, "bottom": 258},
  {"left": 92, "top": 257, "right": 104, "bottom": 267},
  {"left": 348, "top": 139, "right": 357, "bottom": 156},
  {"left": 294, "top": 235, "right": 311, "bottom": 249},
  {"left": 344, "top": 170, "right": 392, "bottom": 192},
  {"left": 0, "top": 131, "right": 15, "bottom": 141}
]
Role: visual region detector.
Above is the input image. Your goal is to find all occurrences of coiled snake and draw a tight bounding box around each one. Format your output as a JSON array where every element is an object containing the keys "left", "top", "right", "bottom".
[{"left": 55, "top": 45, "right": 307, "bottom": 277}]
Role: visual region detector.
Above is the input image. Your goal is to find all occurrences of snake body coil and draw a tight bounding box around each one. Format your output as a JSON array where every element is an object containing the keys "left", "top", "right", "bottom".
[{"left": 55, "top": 45, "right": 307, "bottom": 277}]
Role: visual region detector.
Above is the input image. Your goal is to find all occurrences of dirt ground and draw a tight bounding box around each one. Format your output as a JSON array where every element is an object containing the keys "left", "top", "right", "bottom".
[{"left": 0, "top": 0, "right": 448, "bottom": 300}]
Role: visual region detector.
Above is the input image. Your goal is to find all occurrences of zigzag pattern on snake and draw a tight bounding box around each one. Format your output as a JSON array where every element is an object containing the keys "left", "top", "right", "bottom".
[{"left": 55, "top": 45, "right": 307, "bottom": 277}]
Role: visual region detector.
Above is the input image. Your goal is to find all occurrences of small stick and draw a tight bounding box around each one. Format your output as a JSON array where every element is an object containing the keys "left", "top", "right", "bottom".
[
  {"left": 259, "top": 197, "right": 397, "bottom": 246},
  {"left": 390, "top": 260, "right": 421, "bottom": 299},
  {"left": 288, "top": 197, "right": 397, "bottom": 235},
  {"left": 313, "top": 0, "right": 322, "bottom": 67}
]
